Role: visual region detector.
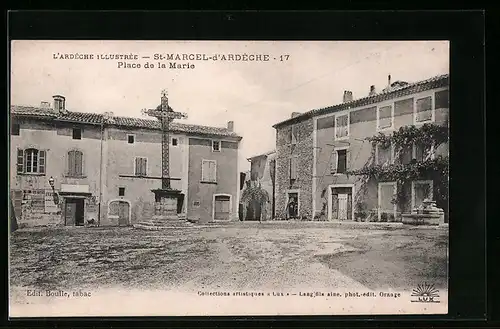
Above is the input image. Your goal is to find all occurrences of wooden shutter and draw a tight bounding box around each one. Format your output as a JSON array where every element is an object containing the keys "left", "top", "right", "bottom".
[
  {"left": 17, "top": 149, "right": 24, "bottom": 174},
  {"left": 330, "top": 150, "right": 337, "bottom": 174},
  {"left": 68, "top": 151, "right": 75, "bottom": 176},
  {"left": 345, "top": 149, "right": 351, "bottom": 171},
  {"left": 135, "top": 158, "right": 141, "bottom": 175},
  {"left": 142, "top": 158, "right": 147, "bottom": 176},
  {"left": 39, "top": 150, "right": 46, "bottom": 174},
  {"left": 202, "top": 160, "right": 209, "bottom": 181},
  {"left": 210, "top": 161, "right": 216, "bottom": 181},
  {"left": 76, "top": 151, "right": 83, "bottom": 176}
]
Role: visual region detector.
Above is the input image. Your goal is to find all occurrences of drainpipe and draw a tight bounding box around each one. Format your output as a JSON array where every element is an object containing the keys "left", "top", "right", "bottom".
[{"left": 97, "top": 116, "right": 104, "bottom": 227}]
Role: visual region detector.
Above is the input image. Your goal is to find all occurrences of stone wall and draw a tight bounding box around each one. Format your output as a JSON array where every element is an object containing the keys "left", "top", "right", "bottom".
[{"left": 275, "top": 118, "right": 314, "bottom": 219}]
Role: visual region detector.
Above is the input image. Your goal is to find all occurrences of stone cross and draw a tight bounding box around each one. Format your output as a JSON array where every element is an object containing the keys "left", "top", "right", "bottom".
[{"left": 142, "top": 90, "right": 187, "bottom": 189}]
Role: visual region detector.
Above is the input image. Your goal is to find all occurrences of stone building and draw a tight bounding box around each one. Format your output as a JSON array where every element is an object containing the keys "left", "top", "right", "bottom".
[
  {"left": 10, "top": 95, "right": 242, "bottom": 228},
  {"left": 272, "top": 74, "right": 449, "bottom": 222},
  {"left": 242, "top": 150, "right": 276, "bottom": 220}
]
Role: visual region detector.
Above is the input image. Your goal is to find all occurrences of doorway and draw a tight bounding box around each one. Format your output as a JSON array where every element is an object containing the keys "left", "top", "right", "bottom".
[
  {"left": 65, "top": 198, "right": 85, "bottom": 226},
  {"left": 329, "top": 185, "right": 353, "bottom": 221},
  {"left": 286, "top": 192, "right": 299, "bottom": 219},
  {"left": 214, "top": 195, "right": 231, "bottom": 221}
]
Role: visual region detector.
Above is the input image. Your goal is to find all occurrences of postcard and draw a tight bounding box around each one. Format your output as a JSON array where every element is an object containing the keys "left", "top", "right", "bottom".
[{"left": 9, "top": 40, "right": 449, "bottom": 317}]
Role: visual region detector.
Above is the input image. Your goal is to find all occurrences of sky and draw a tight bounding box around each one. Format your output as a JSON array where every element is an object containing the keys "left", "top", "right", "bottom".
[{"left": 10, "top": 40, "right": 449, "bottom": 173}]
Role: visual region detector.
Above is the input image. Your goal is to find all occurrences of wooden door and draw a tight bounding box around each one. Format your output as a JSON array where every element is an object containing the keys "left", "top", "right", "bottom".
[
  {"left": 214, "top": 196, "right": 230, "bottom": 221},
  {"left": 65, "top": 200, "right": 76, "bottom": 226},
  {"left": 118, "top": 201, "right": 130, "bottom": 226},
  {"left": 338, "top": 194, "right": 348, "bottom": 220}
]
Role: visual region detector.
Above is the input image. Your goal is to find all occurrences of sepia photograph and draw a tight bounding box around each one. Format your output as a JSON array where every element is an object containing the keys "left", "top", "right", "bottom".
[{"left": 9, "top": 40, "right": 449, "bottom": 317}]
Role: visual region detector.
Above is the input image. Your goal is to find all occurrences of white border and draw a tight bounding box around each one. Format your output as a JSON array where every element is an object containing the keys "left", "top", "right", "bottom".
[
  {"left": 411, "top": 180, "right": 434, "bottom": 210},
  {"left": 378, "top": 181, "right": 397, "bottom": 220},
  {"left": 327, "top": 183, "right": 355, "bottom": 221},
  {"left": 212, "top": 193, "right": 232, "bottom": 221}
]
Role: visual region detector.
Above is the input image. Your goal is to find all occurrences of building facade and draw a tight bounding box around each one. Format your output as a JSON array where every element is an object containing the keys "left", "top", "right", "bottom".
[
  {"left": 242, "top": 150, "right": 276, "bottom": 220},
  {"left": 10, "top": 95, "right": 242, "bottom": 228},
  {"left": 273, "top": 74, "right": 449, "bottom": 222}
]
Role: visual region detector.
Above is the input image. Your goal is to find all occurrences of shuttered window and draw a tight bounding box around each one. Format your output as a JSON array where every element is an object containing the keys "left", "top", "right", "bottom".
[
  {"left": 377, "top": 105, "right": 393, "bottom": 130},
  {"left": 135, "top": 157, "right": 148, "bottom": 176},
  {"left": 335, "top": 114, "right": 349, "bottom": 139},
  {"left": 415, "top": 96, "right": 433, "bottom": 123},
  {"left": 17, "top": 148, "right": 46, "bottom": 174},
  {"left": 290, "top": 156, "right": 298, "bottom": 180},
  {"left": 376, "top": 144, "right": 393, "bottom": 166},
  {"left": 202, "top": 160, "right": 217, "bottom": 182},
  {"left": 67, "top": 150, "right": 83, "bottom": 177}
]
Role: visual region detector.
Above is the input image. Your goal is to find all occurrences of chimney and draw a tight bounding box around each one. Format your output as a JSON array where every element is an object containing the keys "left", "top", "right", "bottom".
[
  {"left": 40, "top": 101, "right": 51, "bottom": 109},
  {"left": 343, "top": 90, "right": 353, "bottom": 103},
  {"left": 52, "top": 95, "right": 66, "bottom": 113},
  {"left": 227, "top": 121, "right": 234, "bottom": 132},
  {"left": 387, "top": 74, "right": 392, "bottom": 88},
  {"left": 291, "top": 112, "right": 302, "bottom": 118},
  {"left": 369, "top": 85, "right": 377, "bottom": 96}
]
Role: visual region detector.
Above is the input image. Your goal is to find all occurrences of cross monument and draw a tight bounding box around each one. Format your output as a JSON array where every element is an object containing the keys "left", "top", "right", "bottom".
[{"left": 140, "top": 90, "right": 188, "bottom": 223}]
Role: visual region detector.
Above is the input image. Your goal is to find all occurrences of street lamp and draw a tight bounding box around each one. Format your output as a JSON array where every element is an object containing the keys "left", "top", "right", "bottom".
[{"left": 48, "top": 176, "right": 59, "bottom": 205}]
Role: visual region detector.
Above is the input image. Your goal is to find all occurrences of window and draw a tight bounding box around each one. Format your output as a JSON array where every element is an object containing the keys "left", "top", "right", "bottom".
[
  {"left": 336, "top": 149, "right": 347, "bottom": 174},
  {"left": 413, "top": 143, "right": 434, "bottom": 162},
  {"left": 11, "top": 123, "right": 20, "bottom": 136},
  {"left": 377, "top": 105, "right": 393, "bottom": 130},
  {"left": 134, "top": 157, "right": 148, "bottom": 176},
  {"left": 290, "top": 156, "right": 298, "bottom": 180},
  {"left": 67, "top": 150, "right": 84, "bottom": 177},
  {"left": 127, "top": 135, "right": 135, "bottom": 144},
  {"left": 412, "top": 180, "right": 434, "bottom": 209},
  {"left": 172, "top": 138, "right": 178, "bottom": 146},
  {"left": 212, "top": 140, "right": 220, "bottom": 152},
  {"left": 291, "top": 126, "right": 297, "bottom": 144},
  {"left": 399, "top": 145, "right": 413, "bottom": 165},
  {"left": 72, "top": 128, "right": 82, "bottom": 140},
  {"left": 378, "top": 182, "right": 397, "bottom": 220},
  {"left": 202, "top": 160, "right": 217, "bottom": 182},
  {"left": 335, "top": 114, "right": 349, "bottom": 140},
  {"left": 376, "top": 143, "right": 393, "bottom": 166},
  {"left": 331, "top": 148, "right": 349, "bottom": 174},
  {"left": 415, "top": 95, "right": 434, "bottom": 123},
  {"left": 17, "top": 148, "right": 46, "bottom": 174},
  {"left": 118, "top": 187, "right": 125, "bottom": 197}
]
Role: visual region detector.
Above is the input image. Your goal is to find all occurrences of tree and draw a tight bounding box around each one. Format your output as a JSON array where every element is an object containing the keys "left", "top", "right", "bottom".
[{"left": 240, "top": 180, "right": 270, "bottom": 221}]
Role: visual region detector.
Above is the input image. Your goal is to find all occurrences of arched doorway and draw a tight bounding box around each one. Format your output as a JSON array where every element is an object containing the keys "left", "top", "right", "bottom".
[{"left": 108, "top": 200, "right": 131, "bottom": 226}]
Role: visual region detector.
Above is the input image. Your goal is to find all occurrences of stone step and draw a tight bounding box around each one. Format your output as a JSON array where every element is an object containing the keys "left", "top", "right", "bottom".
[{"left": 133, "top": 220, "right": 194, "bottom": 230}]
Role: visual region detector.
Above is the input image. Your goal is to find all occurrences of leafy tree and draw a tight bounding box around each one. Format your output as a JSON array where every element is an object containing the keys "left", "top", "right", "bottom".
[{"left": 241, "top": 180, "right": 270, "bottom": 221}]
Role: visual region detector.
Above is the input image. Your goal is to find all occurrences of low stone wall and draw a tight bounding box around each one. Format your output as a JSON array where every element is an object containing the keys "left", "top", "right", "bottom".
[{"left": 402, "top": 213, "right": 444, "bottom": 226}]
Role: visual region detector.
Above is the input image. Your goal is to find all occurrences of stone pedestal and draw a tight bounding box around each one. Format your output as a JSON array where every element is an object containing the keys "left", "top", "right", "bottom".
[
  {"left": 402, "top": 199, "right": 445, "bottom": 225},
  {"left": 134, "top": 188, "right": 193, "bottom": 230}
]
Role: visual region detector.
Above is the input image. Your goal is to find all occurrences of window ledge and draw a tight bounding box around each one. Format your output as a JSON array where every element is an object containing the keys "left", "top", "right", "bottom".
[
  {"left": 64, "top": 175, "right": 87, "bottom": 179},
  {"left": 200, "top": 181, "right": 217, "bottom": 185},
  {"left": 17, "top": 173, "right": 46, "bottom": 176}
]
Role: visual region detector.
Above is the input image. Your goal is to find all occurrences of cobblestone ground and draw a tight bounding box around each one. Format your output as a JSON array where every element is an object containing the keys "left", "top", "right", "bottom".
[{"left": 9, "top": 223, "right": 448, "bottom": 296}]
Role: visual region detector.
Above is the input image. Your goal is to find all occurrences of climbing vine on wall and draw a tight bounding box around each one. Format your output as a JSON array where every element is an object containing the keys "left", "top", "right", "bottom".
[{"left": 346, "top": 123, "right": 449, "bottom": 212}]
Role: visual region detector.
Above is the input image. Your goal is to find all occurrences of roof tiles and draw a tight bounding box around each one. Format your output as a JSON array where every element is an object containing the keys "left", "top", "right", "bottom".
[
  {"left": 273, "top": 73, "right": 449, "bottom": 128},
  {"left": 11, "top": 106, "right": 241, "bottom": 139}
]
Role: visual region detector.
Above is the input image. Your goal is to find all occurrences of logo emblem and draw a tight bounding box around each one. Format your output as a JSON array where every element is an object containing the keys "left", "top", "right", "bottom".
[{"left": 411, "top": 283, "right": 440, "bottom": 303}]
